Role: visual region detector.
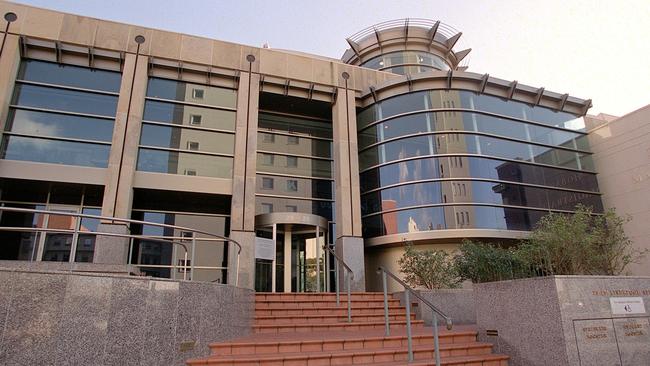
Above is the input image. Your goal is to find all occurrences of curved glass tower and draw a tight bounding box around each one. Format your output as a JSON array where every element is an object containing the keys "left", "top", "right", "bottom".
[{"left": 342, "top": 19, "right": 602, "bottom": 287}]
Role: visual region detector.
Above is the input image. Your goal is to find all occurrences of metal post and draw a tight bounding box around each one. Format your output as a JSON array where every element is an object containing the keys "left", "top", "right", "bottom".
[
  {"left": 127, "top": 237, "right": 134, "bottom": 265},
  {"left": 235, "top": 244, "right": 240, "bottom": 287},
  {"left": 433, "top": 312, "right": 441, "bottom": 366},
  {"left": 190, "top": 235, "right": 196, "bottom": 281},
  {"left": 69, "top": 215, "right": 81, "bottom": 263},
  {"left": 405, "top": 289, "right": 413, "bottom": 362},
  {"left": 183, "top": 250, "right": 188, "bottom": 281},
  {"left": 382, "top": 270, "right": 390, "bottom": 336},
  {"left": 316, "top": 226, "right": 320, "bottom": 292},
  {"left": 346, "top": 270, "right": 351, "bottom": 323},
  {"left": 335, "top": 259, "right": 340, "bottom": 306}
]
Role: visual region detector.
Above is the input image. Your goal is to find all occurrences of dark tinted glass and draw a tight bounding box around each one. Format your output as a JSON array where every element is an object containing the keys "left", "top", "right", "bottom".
[
  {"left": 146, "top": 78, "right": 236, "bottom": 108},
  {"left": 18, "top": 60, "right": 121, "bottom": 92},
  {"left": 257, "top": 132, "right": 332, "bottom": 158},
  {"left": 12, "top": 84, "right": 118, "bottom": 117},
  {"left": 6, "top": 109, "right": 114, "bottom": 142},
  {"left": 136, "top": 148, "right": 233, "bottom": 178},
  {"left": 360, "top": 156, "right": 600, "bottom": 192},
  {"left": 256, "top": 153, "right": 332, "bottom": 179},
  {"left": 140, "top": 123, "right": 234, "bottom": 155},
  {"left": 258, "top": 113, "right": 333, "bottom": 139},
  {"left": 361, "top": 180, "right": 602, "bottom": 215},
  {"left": 362, "top": 205, "right": 552, "bottom": 237},
  {"left": 143, "top": 100, "right": 236, "bottom": 131},
  {"left": 255, "top": 197, "right": 333, "bottom": 221},
  {"left": 1, "top": 135, "right": 109, "bottom": 168},
  {"left": 256, "top": 174, "right": 333, "bottom": 199}
]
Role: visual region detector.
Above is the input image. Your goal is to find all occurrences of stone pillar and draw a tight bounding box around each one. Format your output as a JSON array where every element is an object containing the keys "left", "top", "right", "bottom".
[
  {"left": 229, "top": 67, "right": 260, "bottom": 289},
  {"left": 332, "top": 75, "right": 365, "bottom": 291},
  {"left": 0, "top": 34, "right": 20, "bottom": 134},
  {"left": 95, "top": 49, "right": 149, "bottom": 264}
]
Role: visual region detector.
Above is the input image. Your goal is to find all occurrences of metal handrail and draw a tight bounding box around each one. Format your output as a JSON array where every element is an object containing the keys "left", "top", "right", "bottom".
[
  {"left": 0, "top": 206, "right": 241, "bottom": 285},
  {"left": 377, "top": 266, "right": 453, "bottom": 365},
  {"left": 347, "top": 18, "right": 460, "bottom": 43},
  {"left": 323, "top": 245, "right": 353, "bottom": 323}
]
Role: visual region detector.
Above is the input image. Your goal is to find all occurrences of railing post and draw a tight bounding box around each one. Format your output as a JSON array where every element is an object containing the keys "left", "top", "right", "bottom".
[
  {"left": 316, "top": 226, "right": 321, "bottom": 292},
  {"left": 183, "top": 250, "right": 188, "bottom": 281},
  {"left": 346, "top": 271, "right": 351, "bottom": 323},
  {"left": 433, "top": 312, "right": 441, "bottom": 366},
  {"left": 405, "top": 289, "right": 413, "bottom": 362},
  {"left": 235, "top": 242, "right": 240, "bottom": 287},
  {"left": 382, "top": 270, "right": 390, "bottom": 336},
  {"left": 190, "top": 235, "right": 196, "bottom": 281},
  {"left": 335, "top": 259, "right": 340, "bottom": 306}
]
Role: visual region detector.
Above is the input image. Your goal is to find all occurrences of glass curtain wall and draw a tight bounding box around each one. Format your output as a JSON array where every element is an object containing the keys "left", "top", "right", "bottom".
[
  {"left": 1, "top": 59, "right": 121, "bottom": 167},
  {"left": 357, "top": 89, "right": 603, "bottom": 238},
  {"left": 361, "top": 51, "right": 451, "bottom": 75},
  {"left": 136, "top": 78, "right": 236, "bottom": 178}
]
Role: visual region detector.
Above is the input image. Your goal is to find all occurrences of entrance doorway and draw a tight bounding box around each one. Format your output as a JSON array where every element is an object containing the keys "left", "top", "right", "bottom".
[{"left": 254, "top": 212, "right": 330, "bottom": 293}]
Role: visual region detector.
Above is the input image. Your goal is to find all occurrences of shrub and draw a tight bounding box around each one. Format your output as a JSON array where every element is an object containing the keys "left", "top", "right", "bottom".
[
  {"left": 455, "top": 240, "right": 532, "bottom": 283},
  {"left": 398, "top": 244, "right": 462, "bottom": 289}
]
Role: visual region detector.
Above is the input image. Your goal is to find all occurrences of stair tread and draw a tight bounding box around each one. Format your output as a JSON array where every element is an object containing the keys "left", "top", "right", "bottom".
[
  {"left": 191, "top": 342, "right": 495, "bottom": 363},
  {"left": 254, "top": 319, "right": 424, "bottom": 328},
  {"left": 359, "top": 353, "right": 510, "bottom": 365},
  {"left": 254, "top": 311, "right": 409, "bottom": 319},
  {"left": 216, "top": 325, "right": 478, "bottom": 344}
]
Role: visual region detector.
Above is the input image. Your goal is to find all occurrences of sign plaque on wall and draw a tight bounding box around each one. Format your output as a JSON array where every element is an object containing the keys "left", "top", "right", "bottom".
[
  {"left": 255, "top": 237, "right": 276, "bottom": 261},
  {"left": 610, "top": 297, "right": 646, "bottom": 315}
]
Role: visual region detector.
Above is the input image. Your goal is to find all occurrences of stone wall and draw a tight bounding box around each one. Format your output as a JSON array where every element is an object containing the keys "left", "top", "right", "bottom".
[
  {"left": 474, "top": 276, "right": 650, "bottom": 366},
  {"left": 416, "top": 289, "right": 476, "bottom": 326},
  {"left": 0, "top": 267, "right": 254, "bottom": 365}
]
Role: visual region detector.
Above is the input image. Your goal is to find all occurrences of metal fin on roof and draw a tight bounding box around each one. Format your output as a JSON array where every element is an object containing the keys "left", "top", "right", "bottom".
[
  {"left": 455, "top": 48, "right": 471, "bottom": 63},
  {"left": 507, "top": 80, "right": 518, "bottom": 99},
  {"left": 345, "top": 38, "right": 361, "bottom": 57},
  {"left": 428, "top": 21, "right": 441, "bottom": 44},
  {"left": 446, "top": 32, "right": 462, "bottom": 50}
]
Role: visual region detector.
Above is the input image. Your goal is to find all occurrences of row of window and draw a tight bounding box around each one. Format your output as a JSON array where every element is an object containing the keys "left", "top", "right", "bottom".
[
  {"left": 360, "top": 179, "right": 603, "bottom": 216},
  {"left": 358, "top": 89, "right": 586, "bottom": 131},
  {"left": 361, "top": 51, "right": 451, "bottom": 73},
  {"left": 136, "top": 78, "right": 237, "bottom": 178},
  {"left": 1, "top": 60, "right": 120, "bottom": 168}
]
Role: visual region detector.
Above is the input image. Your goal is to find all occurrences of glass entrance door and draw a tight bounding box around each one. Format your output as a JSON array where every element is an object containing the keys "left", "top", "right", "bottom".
[
  {"left": 254, "top": 214, "right": 329, "bottom": 293},
  {"left": 39, "top": 205, "right": 80, "bottom": 262}
]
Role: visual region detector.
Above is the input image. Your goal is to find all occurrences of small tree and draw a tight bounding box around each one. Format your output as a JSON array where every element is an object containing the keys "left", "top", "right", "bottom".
[
  {"left": 520, "top": 205, "right": 646, "bottom": 276},
  {"left": 398, "top": 244, "right": 462, "bottom": 289}
]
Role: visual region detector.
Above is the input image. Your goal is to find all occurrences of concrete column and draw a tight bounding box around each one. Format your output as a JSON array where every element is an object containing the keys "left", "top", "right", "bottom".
[
  {"left": 0, "top": 34, "right": 20, "bottom": 135},
  {"left": 332, "top": 77, "right": 365, "bottom": 291},
  {"left": 229, "top": 67, "right": 260, "bottom": 289},
  {"left": 95, "top": 51, "right": 149, "bottom": 264}
]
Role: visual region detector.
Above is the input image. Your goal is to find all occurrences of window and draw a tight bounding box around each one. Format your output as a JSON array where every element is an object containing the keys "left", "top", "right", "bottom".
[
  {"left": 189, "top": 114, "right": 202, "bottom": 125},
  {"left": 262, "top": 133, "right": 275, "bottom": 143},
  {"left": 192, "top": 88, "right": 204, "bottom": 99},
  {"left": 184, "top": 169, "right": 197, "bottom": 176},
  {"left": 262, "top": 177, "right": 274, "bottom": 190},
  {"left": 187, "top": 141, "right": 199, "bottom": 151},
  {"left": 261, "top": 203, "right": 273, "bottom": 213},
  {"left": 260, "top": 153, "right": 274, "bottom": 166},
  {"left": 285, "top": 205, "right": 297, "bottom": 212},
  {"left": 286, "top": 156, "right": 298, "bottom": 168},
  {"left": 287, "top": 179, "right": 298, "bottom": 192},
  {"left": 287, "top": 135, "right": 299, "bottom": 145}
]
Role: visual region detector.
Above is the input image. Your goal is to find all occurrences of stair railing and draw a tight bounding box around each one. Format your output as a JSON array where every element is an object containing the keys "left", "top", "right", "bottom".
[
  {"left": 323, "top": 245, "right": 353, "bottom": 323},
  {"left": 377, "top": 266, "right": 453, "bottom": 365}
]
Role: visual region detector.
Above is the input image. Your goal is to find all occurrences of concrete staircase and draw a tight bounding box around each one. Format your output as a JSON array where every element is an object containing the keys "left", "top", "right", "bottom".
[{"left": 187, "top": 292, "right": 509, "bottom": 366}]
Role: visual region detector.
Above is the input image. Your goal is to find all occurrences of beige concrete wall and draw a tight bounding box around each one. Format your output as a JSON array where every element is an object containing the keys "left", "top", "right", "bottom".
[{"left": 588, "top": 105, "right": 650, "bottom": 276}]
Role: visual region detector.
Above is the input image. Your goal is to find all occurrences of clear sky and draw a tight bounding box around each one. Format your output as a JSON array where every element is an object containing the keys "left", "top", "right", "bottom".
[{"left": 12, "top": 0, "right": 650, "bottom": 116}]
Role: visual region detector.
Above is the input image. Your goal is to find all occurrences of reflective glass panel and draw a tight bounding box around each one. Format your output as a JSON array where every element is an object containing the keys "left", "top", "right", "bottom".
[
  {"left": 1, "top": 135, "right": 110, "bottom": 167},
  {"left": 143, "top": 100, "right": 235, "bottom": 131},
  {"left": 256, "top": 153, "right": 332, "bottom": 179},
  {"left": 18, "top": 59, "right": 121, "bottom": 92},
  {"left": 136, "top": 148, "right": 233, "bottom": 178},
  {"left": 12, "top": 84, "right": 118, "bottom": 117},
  {"left": 258, "top": 113, "right": 333, "bottom": 139},
  {"left": 256, "top": 174, "right": 333, "bottom": 199},
  {"left": 257, "top": 132, "right": 331, "bottom": 158},
  {"left": 6, "top": 109, "right": 114, "bottom": 142},
  {"left": 255, "top": 196, "right": 333, "bottom": 221},
  {"left": 140, "top": 123, "right": 234, "bottom": 155},
  {"left": 146, "top": 78, "right": 236, "bottom": 108}
]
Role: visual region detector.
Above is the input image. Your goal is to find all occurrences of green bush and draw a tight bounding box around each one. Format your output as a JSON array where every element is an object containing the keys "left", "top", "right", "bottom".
[
  {"left": 455, "top": 240, "right": 532, "bottom": 283},
  {"left": 398, "top": 244, "right": 462, "bottom": 289}
]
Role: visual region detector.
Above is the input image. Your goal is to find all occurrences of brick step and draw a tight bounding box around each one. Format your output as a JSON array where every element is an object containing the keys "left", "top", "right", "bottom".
[
  {"left": 256, "top": 305, "right": 407, "bottom": 316},
  {"left": 211, "top": 329, "right": 478, "bottom": 356},
  {"left": 255, "top": 292, "right": 388, "bottom": 301},
  {"left": 360, "top": 354, "right": 509, "bottom": 366},
  {"left": 254, "top": 319, "right": 425, "bottom": 334},
  {"left": 256, "top": 299, "right": 402, "bottom": 309},
  {"left": 254, "top": 312, "right": 415, "bottom": 325},
  {"left": 187, "top": 342, "right": 496, "bottom": 365}
]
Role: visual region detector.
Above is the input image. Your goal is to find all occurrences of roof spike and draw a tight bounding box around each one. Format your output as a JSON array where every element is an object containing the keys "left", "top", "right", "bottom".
[
  {"left": 446, "top": 32, "right": 462, "bottom": 50},
  {"left": 373, "top": 27, "right": 383, "bottom": 50},
  {"left": 428, "top": 21, "right": 441, "bottom": 44},
  {"left": 479, "top": 73, "right": 490, "bottom": 93},
  {"left": 534, "top": 87, "right": 545, "bottom": 106},
  {"left": 558, "top": 93, "right": 569, "bottom": 110},
  {"left": 507, "top": 80, "right": 518, "bottom": 99},
  {"left": 583, "top": 99, "right": 593, "bottom": 114},
  {"left": 346, "top": 38, "right": 361, "bottom": 57},
  {"left": 454, "top": 48, "right": 472, "bottom": 64}
]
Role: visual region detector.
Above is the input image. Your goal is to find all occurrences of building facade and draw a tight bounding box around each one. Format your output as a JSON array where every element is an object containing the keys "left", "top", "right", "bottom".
[{"left": 0, "top": 2, "right": 607, "bottom": 291}]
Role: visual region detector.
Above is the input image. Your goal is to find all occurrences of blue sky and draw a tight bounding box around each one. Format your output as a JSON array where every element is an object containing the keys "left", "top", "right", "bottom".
[{"left": 13, "top": 0, "right": 650, "bottom": 116}]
